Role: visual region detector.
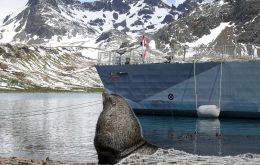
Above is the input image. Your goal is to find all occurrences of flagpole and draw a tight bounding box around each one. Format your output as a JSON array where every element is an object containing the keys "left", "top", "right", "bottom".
[{"left": 142, "top": 25, "right": 147, "bottom": 64}]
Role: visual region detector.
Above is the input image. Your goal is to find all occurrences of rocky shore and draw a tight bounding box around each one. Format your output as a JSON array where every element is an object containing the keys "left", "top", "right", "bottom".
[
  {"left": 0, "top": 157, "right": 95, "bottom": 165},
  {"left": 120, "top": 149, "right": 260, "bottom": 165}
]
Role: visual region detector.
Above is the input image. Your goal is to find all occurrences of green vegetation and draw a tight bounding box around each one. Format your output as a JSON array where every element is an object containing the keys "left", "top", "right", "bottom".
[
  {"left": 0, "top": 77, "right": 104, "bottom": 93},
  {"left": 0, "top": 44, "right": 103, "bottom": 93}
]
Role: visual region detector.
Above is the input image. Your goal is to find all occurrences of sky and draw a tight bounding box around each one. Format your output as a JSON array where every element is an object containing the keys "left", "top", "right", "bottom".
[
  {"left": 0, "top": 0, "right": 185, "bottom": 22},
  {"left": 0, "top": 0, "right": 28, "bottom": 21}
]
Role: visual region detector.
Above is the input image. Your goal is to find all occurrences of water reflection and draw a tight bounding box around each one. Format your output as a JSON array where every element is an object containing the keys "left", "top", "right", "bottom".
[
  {"left": 138, "top": 115, "right": 260, "bottom": 156},
  {"left": 1, "top": 93, "right": 260, "bottom": 162},
  {"left": 194, "top": 119, "right": 221, "bottom": 156},
  {"left": 0, "top": 93, "right": 102, "bottom": 163}
]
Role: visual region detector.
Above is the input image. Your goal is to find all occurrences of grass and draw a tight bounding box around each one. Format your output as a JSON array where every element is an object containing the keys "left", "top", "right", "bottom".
[
  {"left": 0, "top": 44, "right": 104, "bottom": 94},
  {"left": 0, "top": 76, "right": 104, "bottom": 93}
]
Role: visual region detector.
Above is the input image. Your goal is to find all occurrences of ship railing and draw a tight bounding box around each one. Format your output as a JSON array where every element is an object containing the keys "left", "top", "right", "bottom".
[
  {"left": 169, "top": 44, "right": 260, "bottom": 63},
  {"left": 222, "top": 45, "right": 260, "bottom": 60},
  {"left": 97, "top": 49, "right": 166, "bottom": 65},
  {"left": 97, "top": 45, "right": 260, "bottom": 65}
]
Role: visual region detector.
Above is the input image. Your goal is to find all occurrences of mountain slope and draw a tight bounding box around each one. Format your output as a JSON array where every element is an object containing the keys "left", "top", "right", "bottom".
[
  {"left": 0, "top": 0, "right": 97, "bottom": 45},
  {"left": 0, "top": 43, "right": 101, "bottom": 91},
  {"left": 154, "top": 0, "right": 260, "bottom": 54}
]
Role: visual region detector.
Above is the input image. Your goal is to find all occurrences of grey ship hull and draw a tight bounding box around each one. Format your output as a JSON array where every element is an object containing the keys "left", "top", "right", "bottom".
[{"left": 96, "top": 61, "right": 260, "bottom": 118}]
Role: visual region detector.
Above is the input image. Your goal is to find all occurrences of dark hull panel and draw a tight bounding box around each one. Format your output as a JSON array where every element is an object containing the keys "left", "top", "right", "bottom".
[{"left": 96, "top": 61, "right": 260, "bottom": 118}]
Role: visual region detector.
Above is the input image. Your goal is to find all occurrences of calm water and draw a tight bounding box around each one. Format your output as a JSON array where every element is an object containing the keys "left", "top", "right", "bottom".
[
  {"left": 140, "top": 116, "right": 260, "bottom": 156},
  {"left": 0, "top": 93, "right": 102, "bottom": 163},
  {"left": 0, "top": 93, "right": 260, "bottom": 163}
]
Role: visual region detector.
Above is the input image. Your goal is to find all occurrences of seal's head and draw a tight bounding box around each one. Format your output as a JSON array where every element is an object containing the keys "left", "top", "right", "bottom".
[{"left": 94, "top": 93, "right": 156, "bottom": 164}]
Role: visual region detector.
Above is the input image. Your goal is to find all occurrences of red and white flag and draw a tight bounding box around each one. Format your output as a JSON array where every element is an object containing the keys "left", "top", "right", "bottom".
[{"left": 142, "top": 32, "right": 147, "bottom": 60}]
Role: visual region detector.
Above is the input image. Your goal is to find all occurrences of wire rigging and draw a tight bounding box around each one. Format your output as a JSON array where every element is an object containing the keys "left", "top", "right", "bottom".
[{"left": 194, "top": 58, "right": 198, "bottom": 110}]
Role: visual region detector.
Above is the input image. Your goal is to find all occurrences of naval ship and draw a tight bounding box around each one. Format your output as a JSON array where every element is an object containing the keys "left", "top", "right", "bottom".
[{"left": 95, "top": 45, "right": 260, "bottom": 119}]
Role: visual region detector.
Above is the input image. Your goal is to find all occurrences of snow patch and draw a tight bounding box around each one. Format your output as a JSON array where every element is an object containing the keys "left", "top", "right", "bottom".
[
  {"left": 149, "top": 40, "right": 156, "bottom": 50},
  {"left": 0, "top": 82, "right": 8, "bottom": 87},
  {"left": 186, "top": 22, "right": 232, "bottom": 47},
  {"left": 0, "top": 5, "right": 28, "bottom": 43},
  {"left": 0, "top": 21, "right": 19, "bottom": 43}
]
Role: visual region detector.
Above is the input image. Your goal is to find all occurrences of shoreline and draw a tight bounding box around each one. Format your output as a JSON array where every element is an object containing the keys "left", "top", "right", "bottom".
[
  {"left": 0, "top": 87, "right": 104, "bottom": 93},
  {"left": 0, "top": 156, "right": 96, "bottom": 165}
]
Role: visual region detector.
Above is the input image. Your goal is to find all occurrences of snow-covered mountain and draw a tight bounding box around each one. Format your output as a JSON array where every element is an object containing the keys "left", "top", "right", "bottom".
[
  {"left": 177, "top": 0, "right": 214, "bottom": 13},
  {"left": 1, "top": 0, "right": 260, "bottom": 91},
  {"left": 0, "top": 0, "right": 178, "bottom": 48},
  {"left": 0, "top": 0, "right": 181, "bottom": 91},
  {"left": 154, "top": 0, "right": 260, "bottom": 56}
]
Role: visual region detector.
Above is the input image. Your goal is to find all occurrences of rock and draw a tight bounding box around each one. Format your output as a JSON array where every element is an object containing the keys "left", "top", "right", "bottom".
[{"left": 94, "top": 93, "right": 158, "bottom": 164}]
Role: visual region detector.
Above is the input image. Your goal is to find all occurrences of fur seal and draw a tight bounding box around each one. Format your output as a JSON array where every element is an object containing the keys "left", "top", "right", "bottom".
[{"left": 94, "top": 93, "right": 158, "bottom": 164}]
